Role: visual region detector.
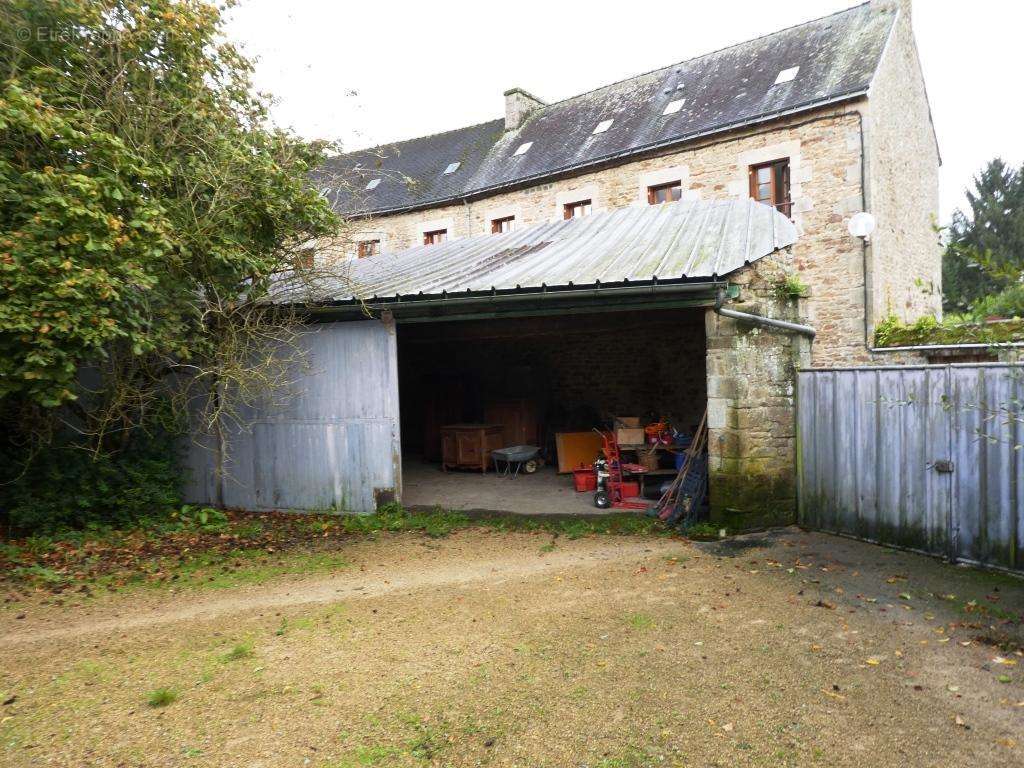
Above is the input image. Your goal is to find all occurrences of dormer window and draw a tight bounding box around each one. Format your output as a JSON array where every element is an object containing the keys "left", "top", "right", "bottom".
[
  {"left": 365, "top": 178, "right": 381, "bottom": 190},
  {"left": 513, "top": 141, "right": 533, "bottom": 156},
  {"left": 592, "top": 119, "right": 613, "bottom": 134},
  {"left": 563, "top": 199, "right": 592, "bottom": 220},
  {"left": 773, "top": 66, "right": 799, "bottom": 85},
  {"left": 443, "top": 162, "right": 461, "bottom": 174}
]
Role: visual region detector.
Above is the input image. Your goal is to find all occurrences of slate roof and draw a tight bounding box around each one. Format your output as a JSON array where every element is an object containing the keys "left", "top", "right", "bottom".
[
  {"left": 316, "top": 199, "right": 797, "bottom": 303},
  {"left": 320, "top": 2, "right": 897, "bottom": 217}
]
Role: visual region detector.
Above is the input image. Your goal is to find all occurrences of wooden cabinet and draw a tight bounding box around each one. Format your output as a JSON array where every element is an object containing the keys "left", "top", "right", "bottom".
[
  {"left": 484, "top": 399, "right": 539, "bottom": 447},
  {"left": 441, "top": 424, "right": 504, "bottom": 472}
]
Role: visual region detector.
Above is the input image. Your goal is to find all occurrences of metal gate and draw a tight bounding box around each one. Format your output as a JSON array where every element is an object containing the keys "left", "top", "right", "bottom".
[
  {"left": 182, "top": 319, "right": 401, "bottom": 513},
  {"left": 797, "top": 364, "right": 1023, "bottom": 572}
]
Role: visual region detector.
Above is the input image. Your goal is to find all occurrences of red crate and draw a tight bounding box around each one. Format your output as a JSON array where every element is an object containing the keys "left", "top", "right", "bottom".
[
  {"left": 572, "top": 465, "right": 597, "bottom": 492},
  {"left": 620, "top": 480, "right": 640, "bottom": 498}
]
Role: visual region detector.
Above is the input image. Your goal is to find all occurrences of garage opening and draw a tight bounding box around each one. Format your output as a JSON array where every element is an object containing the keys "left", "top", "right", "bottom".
[{"left": 396, "top": 307, "right": 709, "bottom": 515}]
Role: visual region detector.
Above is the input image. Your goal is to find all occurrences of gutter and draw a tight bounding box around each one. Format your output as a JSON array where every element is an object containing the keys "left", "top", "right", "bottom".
[
  {"left": 308, "top": 280, "right": 729, "bottom": 317},
  {"left": 868, "top": 342, "right": 1024, "bottom": 354},
  {"left": 714, "top": 287, "right": 816, "bottom": 338}
]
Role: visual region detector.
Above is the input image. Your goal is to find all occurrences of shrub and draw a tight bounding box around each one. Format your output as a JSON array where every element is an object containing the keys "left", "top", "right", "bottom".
[
  {"left": 0, "top": 430, "right": 180, "bottom": 535},
  {"left": 774, "top": 274, "right": 809, "bottom": 301}
]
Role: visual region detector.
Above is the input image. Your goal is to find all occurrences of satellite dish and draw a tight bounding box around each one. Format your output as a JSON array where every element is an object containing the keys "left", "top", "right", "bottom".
[{"left": 848, "top": 211, "right": 877, "bottom": 238}]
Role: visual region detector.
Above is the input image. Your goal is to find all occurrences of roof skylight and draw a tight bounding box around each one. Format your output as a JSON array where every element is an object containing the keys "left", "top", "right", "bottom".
[
  {"left": 513, "top": 141, "right": 533, "bottom": 156},
  {"left": 662, "top": 99, "right": 685, "bottom": 115},
  {"left": 592, "top": 119, "right": 614, "bottom": 134},
  {"left": 365, "top": 178, "right": 381, "bottom": 190},
  {"left": 774, "top": 66, "right": 799, "bottom": 85},
  {"left": 443, "top": 162, "right": 461, "bottom": 174}
]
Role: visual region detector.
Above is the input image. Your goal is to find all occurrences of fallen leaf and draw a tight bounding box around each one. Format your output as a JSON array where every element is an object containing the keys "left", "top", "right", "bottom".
[
  {"left": 721, "top": 723, "right": 733, "bottom": 732},
  {"left": 899, "top": 593, "right": 912, "bottom": 600},
  {"left": 866, "top": 657, "right": 882, "bottom": 666},
  {"left": 954, "top": 715, "right": 969, "bottom": 728}
]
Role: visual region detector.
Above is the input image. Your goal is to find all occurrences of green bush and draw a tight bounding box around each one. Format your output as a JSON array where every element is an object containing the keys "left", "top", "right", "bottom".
[
  {"left": 970, "top": 283, "right": 1024, "bottom": 320},
  {"left": 0, "top": 433, "right": 180, "bottom": 535}
]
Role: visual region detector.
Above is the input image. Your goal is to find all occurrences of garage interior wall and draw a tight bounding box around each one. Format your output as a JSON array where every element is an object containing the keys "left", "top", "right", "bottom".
[{"left": 396, "top": 308, "right": 708, "bottom": 461}]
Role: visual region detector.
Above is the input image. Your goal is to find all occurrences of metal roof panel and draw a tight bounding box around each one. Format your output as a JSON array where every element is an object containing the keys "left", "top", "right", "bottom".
[{"left": 320, "top": 199, "right": 797, "bottom": 302}]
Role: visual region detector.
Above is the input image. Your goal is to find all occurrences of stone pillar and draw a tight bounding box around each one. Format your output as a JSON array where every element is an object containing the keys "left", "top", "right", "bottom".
[{"left": 705, "top": 254, "right": 811, "bottom": 531}]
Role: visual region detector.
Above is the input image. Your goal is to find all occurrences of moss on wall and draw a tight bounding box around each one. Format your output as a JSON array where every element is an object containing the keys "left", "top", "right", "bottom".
[{"left": 873, "top": 315, "right": 1024, "bottom": 347}]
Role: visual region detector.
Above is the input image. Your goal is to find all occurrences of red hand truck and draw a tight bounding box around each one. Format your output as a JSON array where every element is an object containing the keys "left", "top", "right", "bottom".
[{"left": 593, "top": 430, "right": 648, "bottom": 510}]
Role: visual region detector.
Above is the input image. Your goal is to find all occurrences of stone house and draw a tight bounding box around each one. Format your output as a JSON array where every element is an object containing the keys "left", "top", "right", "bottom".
[{"left": 186, "top": 0, "right": 941, "bottom": 527}]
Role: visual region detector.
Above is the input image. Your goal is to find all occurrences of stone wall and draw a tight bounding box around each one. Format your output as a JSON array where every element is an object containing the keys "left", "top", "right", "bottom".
[
  {"left": 705, "top": 251, "right": 811, "bottom": 528},
  {"left": 864, "top": 0, "right": 943, "bottom": 326}
]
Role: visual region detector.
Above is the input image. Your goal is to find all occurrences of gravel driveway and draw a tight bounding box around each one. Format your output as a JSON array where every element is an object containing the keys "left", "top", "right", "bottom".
[{"left": 1, "top": 526, "right": 1021, "bottom": 767}]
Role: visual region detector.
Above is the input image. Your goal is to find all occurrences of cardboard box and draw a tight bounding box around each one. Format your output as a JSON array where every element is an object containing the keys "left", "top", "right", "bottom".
[
  {"left": 615, "top": 427, "right": 645, "bottom": 446},
  {"left": 613, "top": 416, "right": 643, "bottom": 445}
]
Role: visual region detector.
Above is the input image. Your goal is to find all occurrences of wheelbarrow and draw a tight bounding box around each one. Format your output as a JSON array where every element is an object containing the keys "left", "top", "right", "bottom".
[{"left": 491, "top": 445, "right": 542, "bottom": 478}]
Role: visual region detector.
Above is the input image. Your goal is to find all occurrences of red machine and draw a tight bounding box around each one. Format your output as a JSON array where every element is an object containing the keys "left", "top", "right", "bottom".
[{"left": 593, "top": 430, "right": 648, "bottom": 510}]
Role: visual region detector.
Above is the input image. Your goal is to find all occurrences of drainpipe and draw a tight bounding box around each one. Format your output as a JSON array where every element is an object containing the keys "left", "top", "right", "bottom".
[{"left": 714, "top": 287, "right": 816, "bottom": 338}]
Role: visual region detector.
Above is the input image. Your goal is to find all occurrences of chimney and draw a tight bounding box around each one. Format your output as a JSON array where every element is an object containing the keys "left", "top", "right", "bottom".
[
  {"left": 503, "top": 88, "right": 545, "bottom": 132},
  {"left": 871, "top": 0, "right": 911, "bottom": 22}
]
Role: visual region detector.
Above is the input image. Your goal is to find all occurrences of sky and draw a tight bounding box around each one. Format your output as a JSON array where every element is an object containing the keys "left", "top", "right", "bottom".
[{"left": 224, "top": 0, "right": 1023, "bottom": 224}]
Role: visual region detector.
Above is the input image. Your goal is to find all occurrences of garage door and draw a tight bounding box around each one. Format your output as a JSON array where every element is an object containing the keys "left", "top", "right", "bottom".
[{"left": 182, "top": 319, "right": 401, "bottom": 513}]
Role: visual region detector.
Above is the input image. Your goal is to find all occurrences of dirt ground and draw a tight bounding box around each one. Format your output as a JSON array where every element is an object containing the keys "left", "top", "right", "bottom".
[{"left": 1, "top": 526, "right": 1022, "bottom": 767}]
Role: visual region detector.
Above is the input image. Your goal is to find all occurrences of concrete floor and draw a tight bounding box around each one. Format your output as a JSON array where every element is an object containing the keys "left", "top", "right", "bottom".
[{"left": 401, "top": 458, "right": 639, "bottom": 515}]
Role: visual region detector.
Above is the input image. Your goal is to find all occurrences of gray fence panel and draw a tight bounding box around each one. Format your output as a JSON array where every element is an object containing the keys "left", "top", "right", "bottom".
[
  {"left": 798, "top": 364, "right": 1022, "bottom": 573},
  {"left": 183, "top": 320, "right": 401, "bottom": 514}
]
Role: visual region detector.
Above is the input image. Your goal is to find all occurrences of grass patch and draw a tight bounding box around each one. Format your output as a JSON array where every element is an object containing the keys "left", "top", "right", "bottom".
[
  {"left": 627, "top": 612, "right": 654, "bottom": 630},
  {"left": 147, "top": 687, "right": 177, "bottom": 707},
  {"left": 219, "top": 641, "right": 254, "bottom": 663},
  {"left": 1, "top": 502, "right": 667, "bottom": 596}
]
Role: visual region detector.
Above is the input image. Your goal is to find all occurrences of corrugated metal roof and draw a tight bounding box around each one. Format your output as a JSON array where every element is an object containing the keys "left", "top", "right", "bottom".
[
  {"left": 326, "top": 198, "right": 796, "bottom": 302},
  {"left": 320, "top": 2, "right": 896, "bottom": 216}
]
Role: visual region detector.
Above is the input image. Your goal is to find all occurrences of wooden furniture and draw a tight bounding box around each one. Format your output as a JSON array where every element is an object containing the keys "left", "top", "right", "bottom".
[
  {"left": 422, "top": 379, "right": 466, "bottom": 462},
  {"left": 441, "top": 424, "right": 503, "bottom": 473},
  {"left": 484, "top": 398, "right": 539, "bottom": 447}
]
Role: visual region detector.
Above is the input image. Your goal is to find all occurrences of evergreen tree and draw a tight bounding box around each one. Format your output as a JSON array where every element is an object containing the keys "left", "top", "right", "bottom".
[{"left": 943, "top": 158, "right": 1024, "bottom": 314}]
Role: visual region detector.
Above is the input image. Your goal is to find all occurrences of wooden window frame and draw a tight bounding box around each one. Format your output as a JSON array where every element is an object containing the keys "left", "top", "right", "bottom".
[
  {"left": 423, "top": 229, "right": 447, "bottom": 246},
  {"left": 491, "top": 216, "right": 515, "bottom": 234},
  {"left": 357, "top": 239, "right": 380, "bottom": 259},
  {"left": 563, "top": 199, "right": 592, "bottom": 220},
  {"left": 748, "top": 159, "right": 792, "bottom": 218},
  {"left": 647, "top": 181, "right": 683, "bottom": 205}
]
